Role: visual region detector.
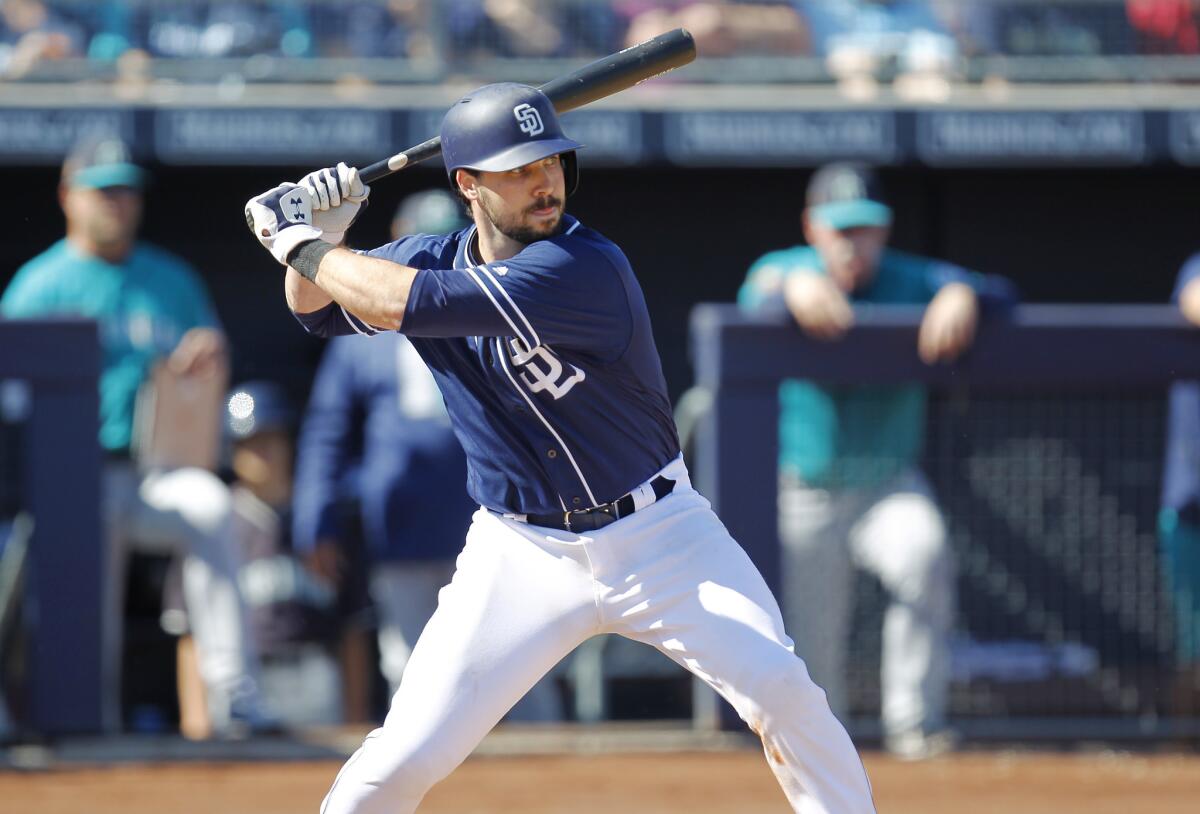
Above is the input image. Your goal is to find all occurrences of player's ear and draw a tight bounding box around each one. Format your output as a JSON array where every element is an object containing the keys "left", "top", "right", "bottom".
[
  {"left": 455, "top": 169, "right": 478, "bottom": 201},
  {"left": 800, "top": 209, "right": 815, "bottom": 243}
]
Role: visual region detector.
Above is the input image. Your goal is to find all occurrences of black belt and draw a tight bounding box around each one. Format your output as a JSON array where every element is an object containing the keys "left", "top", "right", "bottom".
[{"left": 525, "top": 475, "right": 676, "bottom": 533}]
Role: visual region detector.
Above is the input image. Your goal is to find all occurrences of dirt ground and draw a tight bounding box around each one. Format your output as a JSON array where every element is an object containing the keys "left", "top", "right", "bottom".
[{"left": 2, "top": 749, "right": 1197, "bottom": 814}]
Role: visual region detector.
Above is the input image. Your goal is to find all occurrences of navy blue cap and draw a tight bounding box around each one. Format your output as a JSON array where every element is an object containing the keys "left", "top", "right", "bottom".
[{"left": 226, "top": 381, "right": 295, "bottom": 440}]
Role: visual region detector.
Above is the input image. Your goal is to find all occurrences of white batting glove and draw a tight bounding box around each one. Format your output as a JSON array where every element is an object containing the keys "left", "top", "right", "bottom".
[
  {"left": 299, "top": 162, "right": 370, "bottom": 246},
  {"left": 244, "top": 183, "right": 324, "bottom": 266}
]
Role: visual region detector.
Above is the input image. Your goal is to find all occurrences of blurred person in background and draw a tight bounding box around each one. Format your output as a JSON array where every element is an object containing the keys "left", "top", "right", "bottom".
[
  {"left": 0, "top": 0, "right": 84, "bottom": 78},
  {"left": 293, "top": 189, "right": 563, "bottom": 720},
  {"left": 1127, "top": 0, "right": 1200, "bottom": 54},
  {"left": 620, "top": 0, "right": 811, "bottom": 56},
  {"left": 0, "top": 135, "right": 275, "bottom": 737},
  {"left": 172, "top": 381, "right": 360, "bottom": 737},
  {"left": 310, "top": 0, "right": 435, "bottom": 60},
  {"left": 738, "top": 162, "right": 1016, "bottom": 759},
  {"left": 1160, "top": 254, "right": 1200, "bottom": 715},
  {"left": 795, "top": 0, "right": 959, "bottom": 94},
  {"left": 443, "top": 0, "right": 620, "bottom": 59},
  {"left": 933, "top": 0, "right": 1134, "bottom": 62},
  {"left": 79, "top": 0, "right": 314, "bottom": 62}
]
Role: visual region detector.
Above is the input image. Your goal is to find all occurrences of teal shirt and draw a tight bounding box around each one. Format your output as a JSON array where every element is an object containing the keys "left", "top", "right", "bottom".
[
  {"left": 1, "top": 239, "right": 219, "bottom": 452},
  {"left": 739, "top": 246, "right": 981, "bottom": 490}
]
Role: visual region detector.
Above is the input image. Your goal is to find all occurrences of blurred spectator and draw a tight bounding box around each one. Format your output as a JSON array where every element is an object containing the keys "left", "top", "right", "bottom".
[
  {"left": 737, "top": 162, "right": 1016, "bottom": 759},
  {"left": 620, "top": 0, "right": 810, "bottom": 56},
  {"left": 796, "top": 0, "right": 957, "bottom": 86},
  {"left": 83, "top": 0, "right": 314, "bottom": 61},
  {"left": 0, "top": 135, "right": 275, "bottom": 737},
  {"left": 0, "top": 0, "right": 84, "bottom": 77},
  {"left": 939, "top": 1, "right": 1135, "bottom": 60},
  {"left": 1127, "top": 0, "right": 1200, "bottom": 54},
  {"left": 444, "top": 0, "right": 620, "bottom": 59},
  {"left": 172, "top": 381, "right": 365, "bottom": 736},
  {"left": 310, "top": 0, "right": 435, "bottom": 60},
  {"left": 1161, "top": 255, "right": 1200, "bottom": 714}
]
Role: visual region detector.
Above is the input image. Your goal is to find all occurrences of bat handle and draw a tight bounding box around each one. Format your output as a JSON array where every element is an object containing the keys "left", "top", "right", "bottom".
[{"left": 361, "top": 136, "right": 443, "bottom": 183}]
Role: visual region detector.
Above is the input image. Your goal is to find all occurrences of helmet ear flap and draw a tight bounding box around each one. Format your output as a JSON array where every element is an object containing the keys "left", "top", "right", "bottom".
[{"left": 562, "top": 151, "right": 579, "bottom": 197}]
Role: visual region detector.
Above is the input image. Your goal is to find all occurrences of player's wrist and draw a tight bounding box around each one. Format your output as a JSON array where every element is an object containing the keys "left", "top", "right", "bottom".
[{"left": 288, "top": 240, "right": 338, "bottom": 282}]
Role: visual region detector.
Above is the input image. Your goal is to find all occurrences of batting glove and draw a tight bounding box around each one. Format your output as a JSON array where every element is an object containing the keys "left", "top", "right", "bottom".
[
  {"left": 244, "top": 183, "right": 324, "bottom": 266},
  {"left": 299, "top": 162, "right": 370, "bottom": 246}
]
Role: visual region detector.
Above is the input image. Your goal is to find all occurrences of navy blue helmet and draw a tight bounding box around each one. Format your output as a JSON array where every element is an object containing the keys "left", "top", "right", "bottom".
[
  {"left": 225, "top": 380, "right": 295, "bottom": 440},
  {"left": 440, "top": 83, "right": 583, "bottom": 197}
]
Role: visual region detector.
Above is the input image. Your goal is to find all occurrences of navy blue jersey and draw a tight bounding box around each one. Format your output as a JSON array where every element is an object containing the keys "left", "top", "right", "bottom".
[{"left": 295, "top": 215, "right": 681, "bottom": 515}]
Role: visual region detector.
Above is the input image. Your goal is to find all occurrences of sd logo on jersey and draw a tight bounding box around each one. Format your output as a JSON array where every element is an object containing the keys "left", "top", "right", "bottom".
[
  {"left": 513, "top": 103, "right": 544, "bottom": 137},
  {"left": 508, "top": 339, "right": 584, "bottom": 400}
]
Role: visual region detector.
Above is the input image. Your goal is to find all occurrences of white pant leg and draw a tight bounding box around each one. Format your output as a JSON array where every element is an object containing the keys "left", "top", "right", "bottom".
[
  {"left": 124, "top": 466, "right": 263, "bottom": 723},
  {"left": 600, "top": 466, "right": 875, "bottom": 814},
  {"left": 321, "top": 509, "right": 599, "bottom": 814},
  {"left": 849, "top": 469, "right": 953, "bottom": 736},
  {"left": 778, "top": 480, "right": 857, "bottom": 722}
]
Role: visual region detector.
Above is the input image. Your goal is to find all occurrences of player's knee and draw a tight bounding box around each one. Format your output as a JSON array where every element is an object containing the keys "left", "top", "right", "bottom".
[
  {"left": 150, "top": 467, "right": 233, "bottom": 537},
  {"left": 738, "top": 651, "right": 831, "bottom": 727},
  {"left": 889, "top": 501, "right": 951, "bottom": 588}
]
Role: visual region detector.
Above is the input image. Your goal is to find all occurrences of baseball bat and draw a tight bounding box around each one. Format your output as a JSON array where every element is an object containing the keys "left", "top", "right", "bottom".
[{"left": 359, "top": 28, "right": 696, "bottom": 184}]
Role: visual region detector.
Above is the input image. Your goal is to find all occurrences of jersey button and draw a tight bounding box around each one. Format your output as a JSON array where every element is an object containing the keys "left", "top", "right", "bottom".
[
  {"left": 572, "top": 496, "right": 582, "bottom": 505},
  {"left": 547, "top": 449, "right": 558, "bottom": 459}
]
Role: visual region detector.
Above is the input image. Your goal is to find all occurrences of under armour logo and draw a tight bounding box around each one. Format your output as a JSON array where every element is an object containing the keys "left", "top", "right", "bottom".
[
  {"left": 288, "top": 196, "right": 306, "bottom": 221},
  {"left": 492, "top": 265, "right": 508, "bottom": 276},
  {"left": 513, "top": 103, "right": 544, "bottom": 137}
]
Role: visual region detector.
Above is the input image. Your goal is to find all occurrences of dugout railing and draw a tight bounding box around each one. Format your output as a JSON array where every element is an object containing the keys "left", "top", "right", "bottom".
[
  {"left": 687, "top": 303, "right": 1200, "bottom": 741},
  {"left": 0, "top": 319, "right": 102, "bottom": 736}
]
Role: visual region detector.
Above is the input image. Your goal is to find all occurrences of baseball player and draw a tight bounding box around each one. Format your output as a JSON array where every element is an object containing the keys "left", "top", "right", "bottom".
[
  {"left": 738, "top": 162, "right": 1016, "bottom": 758},
  {"left": 245, "top": 83, "right": 876, "bottom": 814}
]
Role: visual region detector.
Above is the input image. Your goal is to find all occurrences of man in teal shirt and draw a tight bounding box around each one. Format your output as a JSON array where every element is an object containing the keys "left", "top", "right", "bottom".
[
  {"left": 739, "top": 162, "right": 1014, "bottom": 759},
  {"left": 1, "top": 136, "right": 273, "bottom": 736}
]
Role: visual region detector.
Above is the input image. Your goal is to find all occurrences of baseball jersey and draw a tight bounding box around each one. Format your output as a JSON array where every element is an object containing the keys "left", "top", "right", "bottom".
[
  {"left": 1, "top": 239, "right": 219, "bottom": 452},
  {"left": 295, "top": 215, "right": 681, "bottom": 516},
  {"left": 1162, "top": 253, "right": 1200, "bottom": 518},
  {"left": 293, "top": 332, "right": 475, "bottom": 561},
  {"left": 739, "top": 246, "right": 1013, "bottom": 490}
]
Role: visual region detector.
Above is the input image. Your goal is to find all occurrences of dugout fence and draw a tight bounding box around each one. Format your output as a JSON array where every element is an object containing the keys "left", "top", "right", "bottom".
[{"left": 687, "top": 303, "right": 1200, "bottom": 741}]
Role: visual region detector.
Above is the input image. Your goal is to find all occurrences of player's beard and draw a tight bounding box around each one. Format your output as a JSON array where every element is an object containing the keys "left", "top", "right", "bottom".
[{"left": 481, "top": 194, "right": 563, "bottom": 245}]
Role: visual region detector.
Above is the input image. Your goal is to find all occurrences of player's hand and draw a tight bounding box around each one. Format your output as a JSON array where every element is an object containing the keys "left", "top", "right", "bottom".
[
  {"left": 168, "top": 327, "right": 227, "bottom": 379},
  {"left": 782, "top": 270, "right": 854, "bottom": 340},
  {"left": 244, "top": 182, "right": 323, "bottom": 266},
  {"left": 306, "top": 539, "right": 345, "bottom": 587},
  {"left": 918, "top": 282, "right": 979, "bottom": 364},
  {"left": 299, "top": 163, "right": 370, "bottom": 246}
]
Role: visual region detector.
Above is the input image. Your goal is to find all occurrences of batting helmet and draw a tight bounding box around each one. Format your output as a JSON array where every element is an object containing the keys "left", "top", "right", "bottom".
[{"left": 441, "top": 83, "right": 584, "bottom": 197}]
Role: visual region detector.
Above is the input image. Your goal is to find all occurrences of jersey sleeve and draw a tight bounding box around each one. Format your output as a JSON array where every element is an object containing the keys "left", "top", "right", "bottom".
[
  {"left": 738, "top": 250, "right": 805, "bottom": 319},
  {"left": 294, "top": 301, "right": 386, "bottom": 338},
  {"left": 922, "top": 260, "right": 1018, "bottom": 313},
  {"left": 171, "top": 257, "right": 223, "bottom": 332},
  {"left": 0, "top": 263, "right": 58, "bottom": 318},
  {"left": 400, "top": 239, "right": 632, "bottom": 358}
]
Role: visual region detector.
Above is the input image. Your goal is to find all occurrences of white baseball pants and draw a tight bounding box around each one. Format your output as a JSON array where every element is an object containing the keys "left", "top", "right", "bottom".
[
  {"left": 778, "top": 468, "right": 954, "bottom": 738},
  {"left": 102, "top": 461, "right": 263, "bottom": 732},
  {"left": 370, "top": 561, "right": 564, "bottom": 722},
  {"left": 320, "top": 457, "right": 876, "bottom": 814}
]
